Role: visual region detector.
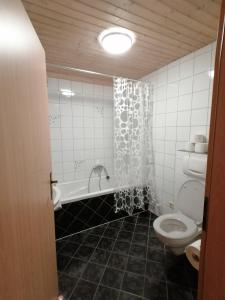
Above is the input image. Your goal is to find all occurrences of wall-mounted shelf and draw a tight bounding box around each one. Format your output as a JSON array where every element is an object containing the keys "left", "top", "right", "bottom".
[{"left": 178, "top": 149, "right": 208, "bottom": 155}]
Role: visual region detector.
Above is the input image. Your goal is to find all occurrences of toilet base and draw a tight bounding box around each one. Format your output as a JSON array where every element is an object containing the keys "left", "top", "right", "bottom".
[
  {"left": 162, "top": 234, "right": 201, "bottom": 256},
  {"left": 154, "top": 231, "right": 193, "bottom": 256},
  {"left": 169, "top": 246, "right": 185, "bottom": 255}
]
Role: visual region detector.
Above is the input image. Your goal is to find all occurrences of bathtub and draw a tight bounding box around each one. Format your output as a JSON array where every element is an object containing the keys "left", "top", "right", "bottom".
[
  {"left": 56, "top": 175, "right": 115, "bottom": 205},
  {"left": 54, "top": 176, "right": 148, "bottom": 239}
]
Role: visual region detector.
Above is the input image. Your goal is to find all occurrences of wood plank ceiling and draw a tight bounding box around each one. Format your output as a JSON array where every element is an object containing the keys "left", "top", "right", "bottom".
[{"left": 22, "top": 0, "right": 221, "bottom": 83}]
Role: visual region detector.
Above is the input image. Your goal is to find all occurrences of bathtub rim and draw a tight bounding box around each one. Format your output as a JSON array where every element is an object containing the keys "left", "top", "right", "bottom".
[
  {"left": 58, "top": 186, "right": 114, "bottom": 205},
  {"left": 56, "top": 179, "right": 146, "bottom": 205}
]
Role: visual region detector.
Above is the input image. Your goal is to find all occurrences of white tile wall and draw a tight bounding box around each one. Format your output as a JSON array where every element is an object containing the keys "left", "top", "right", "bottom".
[
  {"left": 48, "top": 78, "right": 114, "bottom": 182},
  {"left": 143, "top": 42, "right": 216, "bottom": 214}
]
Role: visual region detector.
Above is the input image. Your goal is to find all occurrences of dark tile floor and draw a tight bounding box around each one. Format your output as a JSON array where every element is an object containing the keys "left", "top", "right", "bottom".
[{"left": 56, "top": 211, "right": 198, "bottom": 300}]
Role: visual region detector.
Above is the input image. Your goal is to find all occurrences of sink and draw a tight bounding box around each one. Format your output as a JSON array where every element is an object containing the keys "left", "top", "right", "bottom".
[{"left": 52, "top": 185, "right": 61, "bottom": 210}]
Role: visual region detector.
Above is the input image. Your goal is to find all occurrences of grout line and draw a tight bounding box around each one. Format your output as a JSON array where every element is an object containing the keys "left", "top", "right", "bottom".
[
  {"left": 143, "top": 212, "right": 151, "bottom": 299},
  {"left": 70, "top": 79, "right": 76, "bottom": 182},
  {"left": 67, "top": 276, "right": 79, "bottom": 300},
  {"left": 116, "top": 214, "right": 139, "bottom": 298},
  {"left": 72, "top": 222, "right": 109, "bottom": 262},
  {"left": 75, "top": 278, "right": 145, "bottom": 299},
  {"left": 92, "top": 218, "right": 126, "bottom": 300},
  {"left": 57, "top": 79, "right": 64, "bottom": 183},
  {"left": 68, "top": 219, "right": 109, "bottom": 300},
  {"left": 59, "top": 212, "right": 173, "bottom": 300},
  {"left": 61, "top": 219, "right": 109, "bottom": 275},
  {"left": 59, "top": 212, "right": 151, "bottom": 300},
  {"left": 160, "top": 65, "right": 168, "bottom": 212},
  {"left": 56, "top": 210, "right": 143, "bottom": 242}
]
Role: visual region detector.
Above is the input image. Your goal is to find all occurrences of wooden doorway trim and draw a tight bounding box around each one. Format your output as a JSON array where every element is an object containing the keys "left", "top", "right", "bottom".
[{"left": 198, "top": 0, "right": 225, "bottom": 299}]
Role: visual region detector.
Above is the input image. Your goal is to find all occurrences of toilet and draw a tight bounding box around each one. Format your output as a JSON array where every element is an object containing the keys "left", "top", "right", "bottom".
[{"left": 153, "top": 179, "right": 205, "bottom": 255}]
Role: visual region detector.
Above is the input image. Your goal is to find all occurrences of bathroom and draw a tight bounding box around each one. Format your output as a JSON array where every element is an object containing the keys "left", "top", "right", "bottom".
[
  {"left": 1, "top": 1, "right": 225, "bottom": 300},
  {"left": 50, "top": 41, "right": 213, "bottom": 300}
]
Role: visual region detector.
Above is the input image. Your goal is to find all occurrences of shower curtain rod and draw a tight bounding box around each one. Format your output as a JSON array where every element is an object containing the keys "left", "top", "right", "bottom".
[{"left": 47, "top": 63, "right": 140, "bottom": 82}]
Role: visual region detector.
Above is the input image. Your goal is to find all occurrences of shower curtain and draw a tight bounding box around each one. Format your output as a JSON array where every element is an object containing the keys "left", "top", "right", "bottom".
[{"left": 113, "top": 77, "right": 158, "bottom": 215}]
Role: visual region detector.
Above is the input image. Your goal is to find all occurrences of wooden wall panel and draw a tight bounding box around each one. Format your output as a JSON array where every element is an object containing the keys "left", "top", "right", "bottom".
[{"left": 21, "top": 0, "right": 221, "bottom": 80}]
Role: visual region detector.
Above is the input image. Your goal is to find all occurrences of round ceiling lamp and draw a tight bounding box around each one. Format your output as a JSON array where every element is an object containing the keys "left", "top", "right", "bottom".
[{"left": 98, "top": 27, "right": 135, "bottom": 55}]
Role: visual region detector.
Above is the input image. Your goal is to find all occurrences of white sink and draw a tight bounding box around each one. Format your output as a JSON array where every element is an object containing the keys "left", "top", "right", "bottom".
[{"left": 52, "top": 185, "right": 61, "bottom": 210}]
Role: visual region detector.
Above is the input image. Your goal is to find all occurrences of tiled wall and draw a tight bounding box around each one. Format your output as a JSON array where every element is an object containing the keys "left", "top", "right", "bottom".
[
  {"left": 143, "top": 42, "right": 216, "bottom": 214},
  {"left": 48, "top": 78, "right": 114, "bottom": 183},
  {"left": 54, "top": 193, "right": 146, "bottom": 239},
  {"left": 54, "top": 193, "right": 123, "bottom": 239},
  {"left": 48, "top": 42, "right": 216, "bottom": 214}
]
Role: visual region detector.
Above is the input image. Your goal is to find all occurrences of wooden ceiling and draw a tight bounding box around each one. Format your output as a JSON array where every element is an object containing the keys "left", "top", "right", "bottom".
[{"left": 22, "top": 0, "right": 221, "bottom": 83}]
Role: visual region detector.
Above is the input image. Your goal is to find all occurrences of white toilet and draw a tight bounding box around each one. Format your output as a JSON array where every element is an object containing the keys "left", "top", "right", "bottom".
[{"left": 153, "top": 158, "right": 206, "bottom": 255}]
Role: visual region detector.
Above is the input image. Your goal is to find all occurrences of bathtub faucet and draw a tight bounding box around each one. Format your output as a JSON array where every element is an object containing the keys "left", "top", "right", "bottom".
[
  {"left": 88, "top": 164, "right": 110, "bottom": 193},
  {"left": 93, "top": 164, "right": 110, "bottom": 180}
]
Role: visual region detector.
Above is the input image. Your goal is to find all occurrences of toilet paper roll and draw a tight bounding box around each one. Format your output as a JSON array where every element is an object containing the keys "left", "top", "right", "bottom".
[
  {"left": 192, "top": 134, "right": 205, "bottom": 143},
  {"left": 195, "top": 143, "right": 208, "bottom": 153},
  {"left": 185, "top": 239, "right": 201, "bottom": 270},
  {"left": 185, "top": 143, "right": 195, "bottom": 152}
]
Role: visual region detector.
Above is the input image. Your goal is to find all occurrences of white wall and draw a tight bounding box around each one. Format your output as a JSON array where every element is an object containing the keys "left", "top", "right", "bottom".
[
  {"left": 143, "top": 42, "right": 216, "bottom": 214},
  {"left": 48, "top": 78, "right": 114, "bottom": 182},
  {"left": 48, "top": 42, "right": 216, "bottom": 210}
]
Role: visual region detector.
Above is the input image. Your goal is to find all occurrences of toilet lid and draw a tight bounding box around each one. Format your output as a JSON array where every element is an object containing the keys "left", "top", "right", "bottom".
[{"left": 177, "top": 180, "right": 205, "bottom": 223}]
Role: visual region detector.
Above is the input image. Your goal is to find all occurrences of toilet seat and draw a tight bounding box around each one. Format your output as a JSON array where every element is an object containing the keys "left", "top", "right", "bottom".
[
  {"left": 153, "top": 179, "right": 205, "bottom": 255},
  {"left": 153, "top": 213, "right": 197, "bottom": 240}
]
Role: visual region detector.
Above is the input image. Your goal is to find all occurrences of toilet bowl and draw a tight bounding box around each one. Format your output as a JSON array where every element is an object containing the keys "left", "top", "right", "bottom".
[{"left": 153, "top": 180, "right": 205, "bottom": 255}]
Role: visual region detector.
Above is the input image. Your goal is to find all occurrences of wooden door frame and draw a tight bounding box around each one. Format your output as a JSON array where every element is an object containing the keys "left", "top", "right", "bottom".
[{"left": 198, "top": 0, "right": 225, "bottom": 299}]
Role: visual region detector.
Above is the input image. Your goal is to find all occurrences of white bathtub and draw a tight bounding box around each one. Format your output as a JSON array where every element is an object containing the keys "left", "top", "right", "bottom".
[{"left": 57, "top": 176, "right": 115, "bottom": 205}]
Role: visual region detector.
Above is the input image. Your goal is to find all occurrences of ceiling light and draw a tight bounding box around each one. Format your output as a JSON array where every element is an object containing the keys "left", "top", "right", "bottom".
[
  {"left": 60, "top": 88, "right": 75, "bottom": 97},
  {"left": 98, "top": 27, "right": 135, "bottom": 55}
]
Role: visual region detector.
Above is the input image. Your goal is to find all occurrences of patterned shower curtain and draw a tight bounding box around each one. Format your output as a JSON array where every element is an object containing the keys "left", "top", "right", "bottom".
[{"left": 113, "top": 77, "right": 158, "bottom": 215}]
